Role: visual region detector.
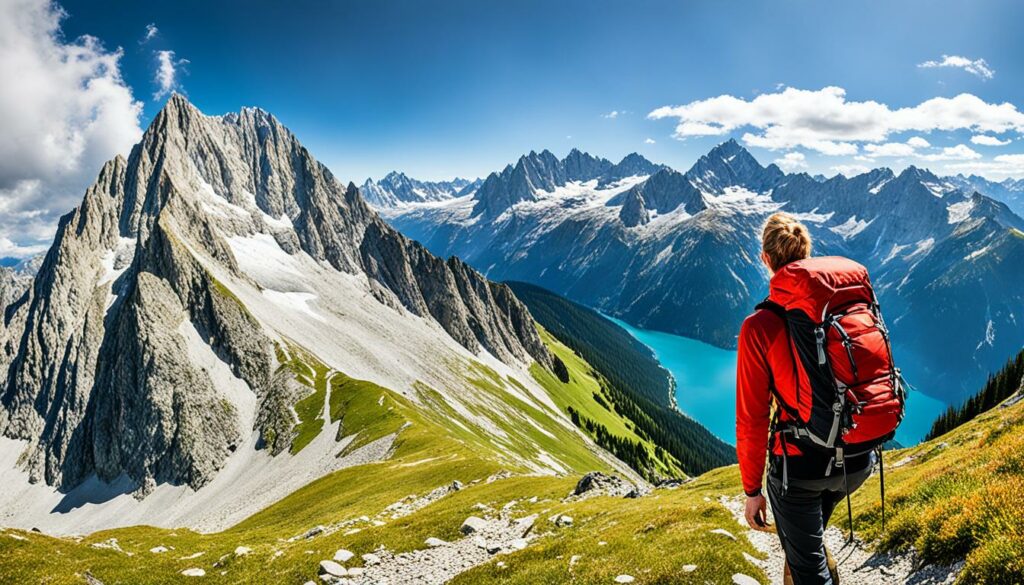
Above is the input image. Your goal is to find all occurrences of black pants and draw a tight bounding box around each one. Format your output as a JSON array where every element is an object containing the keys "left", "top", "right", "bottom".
[{"left": 766, "top": 456, "right": 874, "bottom": 585}]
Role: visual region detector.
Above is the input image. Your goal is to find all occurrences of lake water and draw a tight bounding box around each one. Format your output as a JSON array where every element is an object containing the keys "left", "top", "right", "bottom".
[{"left": 607, "top": 317, "right": 948, "bottom": 447}]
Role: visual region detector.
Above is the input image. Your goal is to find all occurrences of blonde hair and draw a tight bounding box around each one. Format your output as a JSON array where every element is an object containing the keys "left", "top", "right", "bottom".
[{"left": 761, "top": 212, "right": 812, "bottom": 271}]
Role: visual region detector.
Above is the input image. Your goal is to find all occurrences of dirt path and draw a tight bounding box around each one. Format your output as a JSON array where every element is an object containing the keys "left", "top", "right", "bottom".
[{"left": 719, "top": 496, "right": 962, "bottom": 585}]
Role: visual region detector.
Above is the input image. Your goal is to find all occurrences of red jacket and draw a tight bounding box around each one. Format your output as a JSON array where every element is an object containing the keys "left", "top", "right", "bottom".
[{"left": 736, "top": 304, "right": 801, "bottom": 496}]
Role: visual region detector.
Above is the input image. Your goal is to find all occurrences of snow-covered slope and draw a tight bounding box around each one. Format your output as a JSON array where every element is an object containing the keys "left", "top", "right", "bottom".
[{"left": 361, "top": 172, "right": 480, "bottom": 208}]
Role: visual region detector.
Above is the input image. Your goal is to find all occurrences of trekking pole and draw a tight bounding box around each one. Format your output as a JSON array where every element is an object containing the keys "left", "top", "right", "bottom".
[{"left": 877, "top": 445, "right": 886, "bottom": 534}]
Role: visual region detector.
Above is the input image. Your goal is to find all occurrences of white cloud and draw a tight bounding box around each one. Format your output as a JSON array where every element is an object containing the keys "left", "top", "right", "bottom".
[
  {"left": 907, "top": 136, "right": 931, "bottom": 148},
  {"left": 864, "top": 142, "right": 916, "bottom": 157},
  {"left": 602, "top": 110, "right": 620, "bottom": 119},
  {"left": 831, "top": 164, "right": 871, "bottom": 177},
  {"left": 970, "top": 134, "right": 1012, "bottom": 147},
  {"left": 0, "top": 0, "right": 143, "bottom": 256},
  {"left": 918, "top": 144, "right": 982, "bottom": 162},
  {"left": 154, "top": 50, "right": 188, "bottom": 99},
  {"left": 918, "top": 55, "right": 995, "bottom": 80},
  {"left": 644, "top": 138, "right": 656, "bottom": 144},
  {"left": 946, "top": 154, "right": 1024, "bottom": 180},
  {"left": 142, "top": 23, "right": 158, "bottom": 43},
  {"left": 774, "top": 151, "right": 807, "bottom": 171},
  {"left": 648, "top": 86, "right": 1024, "bottom": 155},
  {"left": 0, "top": 236, "right": 48, "bottom": 259}
]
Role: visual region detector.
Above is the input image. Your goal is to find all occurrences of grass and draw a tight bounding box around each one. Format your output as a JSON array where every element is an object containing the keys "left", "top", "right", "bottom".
[
  {"left": 531, "top": 327, "right": 685, "bottom": 478},
  {"left": 844, "top": 393, "right": 1024, "bottom": 584},
  {"left": 450, "top": 467, "right": 762, "bottom": 585},
  {"left": 0, "top": 332, "right": 766, "bottom": 584}
]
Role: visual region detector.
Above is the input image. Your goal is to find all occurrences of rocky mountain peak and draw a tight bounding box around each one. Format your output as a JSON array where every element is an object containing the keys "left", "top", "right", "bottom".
[
  {"left": 0, "top": 95, "right": 560, "bottom": 494},
  {"left": 685, "top": 139, "right": 782, "bottom": 194}
]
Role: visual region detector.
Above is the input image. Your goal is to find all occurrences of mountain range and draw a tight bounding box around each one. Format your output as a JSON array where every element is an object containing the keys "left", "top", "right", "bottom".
[
  {"left": 3, "top": 96, "right": 714, "bottom": 537},
  {"left": 380, "top": 139, "right": 1024, "bottom": 404}
]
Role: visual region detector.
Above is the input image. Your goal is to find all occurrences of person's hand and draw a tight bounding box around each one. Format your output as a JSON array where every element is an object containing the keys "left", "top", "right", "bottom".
[{"left": 745, "top": 493, "right": 769, "bottom": 531}]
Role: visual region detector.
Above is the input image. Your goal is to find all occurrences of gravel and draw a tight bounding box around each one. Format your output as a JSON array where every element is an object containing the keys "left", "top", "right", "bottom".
[{"left": 720, "top": 495, "right": 964, "bottom": 584}]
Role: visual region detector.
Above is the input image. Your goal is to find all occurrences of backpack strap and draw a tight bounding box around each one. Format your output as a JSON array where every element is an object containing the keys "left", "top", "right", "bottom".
[{"left": 755, "top": 298, "right": 786, "bottom": 318}]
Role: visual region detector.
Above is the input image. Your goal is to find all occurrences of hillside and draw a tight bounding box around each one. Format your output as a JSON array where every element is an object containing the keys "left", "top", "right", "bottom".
[
  {"left": 507, "top": 281, "right": 735, "bottom": 475},
  {"left": 927, "top": 347, "right": 1024, "bottom": 440},
  {"left": 846, "top": 370, "right": 1024, "bottom": 584}
]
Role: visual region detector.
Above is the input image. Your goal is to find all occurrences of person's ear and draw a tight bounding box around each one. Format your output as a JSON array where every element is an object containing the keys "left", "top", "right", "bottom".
[{"left": 761, "top": 252, "right": 774, "bottom": 276}]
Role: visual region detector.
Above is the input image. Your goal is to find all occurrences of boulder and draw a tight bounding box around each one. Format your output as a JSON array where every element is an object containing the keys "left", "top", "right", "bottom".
[
  {"left": 234, "top": 546, "right": 252, "bottom": 556},
  {"left": 424, "top": 537, "right": 448, "bottom": 548},
  {"left": 333, "top": 549, "right": 354, "bottom": 562},
  {"left": 571, "top": 472, "right": 633, "bottom": 499},
  {"left": 614, "top": 576, "right": 635, "bottom": 583},
  {"left": 361, "top": 553, "right": 381, "bottom": 565},
  {"left": 149, "top": 546, "right": 169, "bottom": 553},
  {"left": 318, "top": 560, "right": 346, "bottom": 577},
  {"left": 181, "top": 568, "right": 206, "bottom": 577},
  {"left": 460, "top": 516, "right": 488, "bottom": 535}
]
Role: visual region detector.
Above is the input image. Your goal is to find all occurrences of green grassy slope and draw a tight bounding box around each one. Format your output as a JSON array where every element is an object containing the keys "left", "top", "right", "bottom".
[
  {"left": 847, "top": 377, "right": 1024, "bottom": 584},
  {"left": 507, "top": 281, "right": 735, "bottom": 475}
]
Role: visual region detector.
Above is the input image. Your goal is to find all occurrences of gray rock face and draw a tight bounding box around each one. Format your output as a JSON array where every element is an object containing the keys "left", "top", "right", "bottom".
[{"left": 0, "top": 94, "right": 557, "bottom": 492}]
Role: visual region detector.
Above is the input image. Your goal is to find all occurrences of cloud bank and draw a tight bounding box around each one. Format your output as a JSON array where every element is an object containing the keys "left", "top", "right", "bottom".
[{"left": 648, "top": 86, "right": 1024, "bottom": 156}]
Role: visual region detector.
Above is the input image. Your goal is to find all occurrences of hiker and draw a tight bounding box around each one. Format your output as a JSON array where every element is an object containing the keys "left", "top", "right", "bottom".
[{"left": 736, "top": 212, "right": 905, "bottom": 585}]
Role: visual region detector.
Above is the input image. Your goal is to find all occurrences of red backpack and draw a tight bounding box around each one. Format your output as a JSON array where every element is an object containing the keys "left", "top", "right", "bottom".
[{"left": 758, "top": 256, "right": 906, "bottom": 535}]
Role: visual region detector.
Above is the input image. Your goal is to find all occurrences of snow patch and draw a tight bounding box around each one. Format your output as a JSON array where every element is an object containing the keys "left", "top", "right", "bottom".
[
  {"left": 829, "top": 216, "right": 872, "bottom": 239},
  {"left": 947, "top": 199, "right": 975, "bottom": 224}
]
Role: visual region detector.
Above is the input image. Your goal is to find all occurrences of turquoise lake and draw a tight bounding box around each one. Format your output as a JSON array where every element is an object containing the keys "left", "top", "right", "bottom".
[{"left": 607, "top": 317, "right": 948, "bottom": 447}]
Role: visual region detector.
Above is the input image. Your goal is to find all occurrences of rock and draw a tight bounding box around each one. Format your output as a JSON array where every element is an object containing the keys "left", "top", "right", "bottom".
[
  {"left": 571, "top": 472, "right": 634, "bottom": 499},
  {"left": 508, "top": 538, "right": 528, "bottom": 551},
  {"left": 424, "top": 537, "right": 448, "bottom": 548},
  {"left": 333, "top": 549, "right": 355, "bottom": 562},
  {"left": 234, "top": 546, "right": 252, "bottom": 556},
  {"left": 318, "top": 560, "right": 347, "bottom": 577},
  {"left": 303, "top": 582, "right": 316, "bottom": 585},
  {"left": 555, "top": 515, "right": 574, "bottom": 527},
  {"left": 486, "top": 543, "right": 502, "bottom": 555},
  {"left": 361, "top": 553, "right": 381, "bottom": 565},
  {"left": 732, "top": 574, "right": 759, "bottom": 585},
  {"left": 460, "top": 516, "right": 488, "bottom": 535},
  {"left": 303, "top": 526, "right": 325, "bottom": 539},
  {"left": 598, "top": 541, "right": 607, "bottom": 546},
  {"left": 451, "top": 480, "right": 464, "bottom": 491},
  {"left": 710, "top": 528, "right": 737, "bottom": 540},
  {"left": 181, "top": 568, "right": 206, "bottom": 577},
  {"left": 614, "top": 575, "right": 635, "bottom": 583},
  {"left": 515, "top": 514, "right": 537, "bottom": 536},
  {"left": 347, "top": 567, "right": 364, "bottom": 577},
  {"left": 570, "top": 555, "right": 582, "bottom": 566},
  {"left": 343, "top": 528, "right": 361, "bottom": 536},
  {"left": 149, "top": 546, "right": 169, "bottom": 553},
  {"left": 681, "top": 564, "right": 697, "bottom": 572}
]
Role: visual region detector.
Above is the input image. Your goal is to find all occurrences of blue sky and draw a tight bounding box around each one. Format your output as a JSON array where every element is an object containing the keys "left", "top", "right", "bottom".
[{"left": 2, "top": 0, "right": 1024, "bottom": 255}]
